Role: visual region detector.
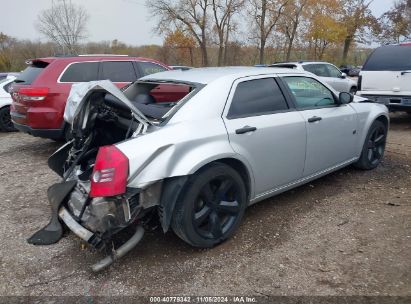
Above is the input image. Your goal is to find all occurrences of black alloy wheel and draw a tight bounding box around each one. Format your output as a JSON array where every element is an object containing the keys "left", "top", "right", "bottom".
[
  {"left": 171, "top": 163, "right": 247, "bottom": 248},
  {"left": 0, "top": 106, "right": 16, "bottom": 132},
  {"left": 193, "top": 176, "right": 241, "bottom": 240},
  {"left": 354, "top": 120, "right": 387, "bottom": 170},
  {"left": 366, "top": 125, "right": 386, "bottom": 166}
]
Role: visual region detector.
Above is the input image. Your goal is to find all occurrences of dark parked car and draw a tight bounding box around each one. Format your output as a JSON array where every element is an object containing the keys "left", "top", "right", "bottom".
[{"left": 339, "top": 65, "right": 361, "bottom": 77}]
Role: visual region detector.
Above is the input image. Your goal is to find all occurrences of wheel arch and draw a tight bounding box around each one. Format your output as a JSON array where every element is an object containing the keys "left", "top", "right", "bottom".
[
  {"left": 158, "top": 157, "right": 254, "bottom": 233},
  {"left": 355, "top": 109, "right": 389, "bottom": 157},
  {"left": 208, "top": 158, "right": 252, "bottom": 201},
  {"left": 375, "top": 114, "right": 389, "bottom": 130}
]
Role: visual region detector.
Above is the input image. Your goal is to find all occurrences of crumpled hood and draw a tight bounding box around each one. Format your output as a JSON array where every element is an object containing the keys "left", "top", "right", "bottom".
[{"left": 64, "top": 80, "right": 151, "bottom": 126}]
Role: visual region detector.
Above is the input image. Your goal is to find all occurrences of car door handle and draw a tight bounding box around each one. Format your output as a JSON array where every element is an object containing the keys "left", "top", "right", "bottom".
[
  {"left": 308, "top": 116, "right": 322, "bottom": 123},
  {"left": 235, "top": 126, "right": 257, "bottom": 134}
]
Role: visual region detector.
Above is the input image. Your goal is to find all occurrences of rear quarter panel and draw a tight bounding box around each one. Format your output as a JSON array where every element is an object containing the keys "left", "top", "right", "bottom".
[{"left": 116, "top": 118, "right": 254, "bottom": 193}]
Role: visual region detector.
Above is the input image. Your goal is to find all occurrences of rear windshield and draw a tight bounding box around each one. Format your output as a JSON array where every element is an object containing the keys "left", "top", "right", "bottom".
[
  {"left": 14, "top": 61, "right": 48, "bottom": 85},
  {"left": 362, "top": 45, "right": 411, "bottom": 71}
]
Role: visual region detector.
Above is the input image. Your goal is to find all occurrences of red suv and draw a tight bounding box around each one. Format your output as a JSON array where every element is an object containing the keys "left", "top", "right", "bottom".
[{"left": 10, "top": 55, "right": 178, "bottom": 140}]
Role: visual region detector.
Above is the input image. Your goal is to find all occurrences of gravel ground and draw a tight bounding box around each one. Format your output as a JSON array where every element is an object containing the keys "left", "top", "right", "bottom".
[{"left": 0, "top": 113, "right": 410, "bottom": 297}]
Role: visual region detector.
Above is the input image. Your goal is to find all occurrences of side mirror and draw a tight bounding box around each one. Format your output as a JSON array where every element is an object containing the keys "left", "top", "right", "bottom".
[
  {"left": 339, "top": 92, "right": 353, "bottom": 104},
  {"left": 341, "top": 72, "right": 347, "bottom": 79}
]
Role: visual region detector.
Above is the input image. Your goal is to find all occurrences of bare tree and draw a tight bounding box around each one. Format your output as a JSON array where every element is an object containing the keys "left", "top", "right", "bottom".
[
  {"left": 0, "top": 33, "right": 17, "bottom": 71},
  {"left": 408, "top": 0, "right": 411, "bottom": 30},
  {"left": 248, "top": 0, "right": 289, "bottom": 64},
  {"left": 341, "top": 0, "right": 376, "bottom": 63},
  {"left": 280, "top": 0, "right": 308, "bottom": 61},
  {"left": 36, "top": 0, "right": 88, "bottom": 54},
  {"left": 211, "top": 0, "right": 245, "bottom": 66},
  {"left": 148, "top": 0, "right": 211, "bottom": 66},
  {"left": 376, "top": 0, "right": 411, "bottom": 44}
]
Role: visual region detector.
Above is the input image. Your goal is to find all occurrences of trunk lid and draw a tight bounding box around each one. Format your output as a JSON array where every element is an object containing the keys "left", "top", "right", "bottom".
[{"left": 64, "top": 80, "right": 152, "bottom": 129}]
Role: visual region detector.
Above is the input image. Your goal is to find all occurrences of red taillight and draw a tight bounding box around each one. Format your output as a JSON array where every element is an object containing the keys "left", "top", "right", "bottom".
[
  {"left": 90, "top": 145, "right": 129, "bottom": 198},
  {"left": 18, "top": 87, "right": 49, "bottom": 101}
]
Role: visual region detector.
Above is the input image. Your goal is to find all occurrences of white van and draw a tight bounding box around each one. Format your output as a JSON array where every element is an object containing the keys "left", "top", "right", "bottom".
[{"left": 357, "top": 43, "right": 411, "bottom": 113}]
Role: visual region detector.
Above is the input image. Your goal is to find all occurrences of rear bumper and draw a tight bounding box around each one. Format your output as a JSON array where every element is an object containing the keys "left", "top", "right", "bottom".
[
  {"left": 357, "top": 93, "right": 411, "bottom": 112},
  {"left": 59, "top": 207, "right": 93, "bottom": 242},
  {"left": 58, "top": 206, "right": 105, "bottom": 249},
  {"left": 12, "top": 121, "right": 65, "bottom": 139}
]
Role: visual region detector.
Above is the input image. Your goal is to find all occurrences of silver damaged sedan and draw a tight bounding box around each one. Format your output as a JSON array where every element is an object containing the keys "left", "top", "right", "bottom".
[{"left": 28, "top": 67, "right": 389, "bottom": 271}]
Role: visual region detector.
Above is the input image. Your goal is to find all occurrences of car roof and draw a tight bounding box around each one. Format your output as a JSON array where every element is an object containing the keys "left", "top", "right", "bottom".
[
  {"left": 28, "top": 56, "right": 166, "bottom": 65},
  {"left": 139, "top": 66, "right": 305, "bottom": 85}
]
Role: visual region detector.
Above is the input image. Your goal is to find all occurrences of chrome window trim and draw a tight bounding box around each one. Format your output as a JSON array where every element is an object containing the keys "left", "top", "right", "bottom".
[{"left": 57, "top": 60, "right": 139, "bottom": 84}]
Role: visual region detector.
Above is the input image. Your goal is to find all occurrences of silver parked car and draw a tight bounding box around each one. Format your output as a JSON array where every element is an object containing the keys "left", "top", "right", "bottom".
[
  {"left": 29, "top": 67, "right": 389, "bottom": 271},
  {"left": 268, "top": 61, "right": 358, "bottom": 93}
]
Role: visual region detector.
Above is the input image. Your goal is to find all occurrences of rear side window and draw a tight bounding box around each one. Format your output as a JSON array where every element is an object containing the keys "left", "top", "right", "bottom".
[
  {"left": 303, "top": 64, "right": 329, "bottom": 77},
  {"left": 14, "top": 62, "right": 48, "bottom": 85},
  {"left": 363, "top": 45, "right": 411, "bottom": 71},
  {"left": 60, "top": 62, "right": 99, "bottom": 82},
  {"left": 228, "top": 78, "right": 288, "bottom": 118},
  {"left": 139, "top": 62, "right": 167, "bottom": 76},
  {"left": 100, "top": 61, "right": 137, "bottom": 82}
]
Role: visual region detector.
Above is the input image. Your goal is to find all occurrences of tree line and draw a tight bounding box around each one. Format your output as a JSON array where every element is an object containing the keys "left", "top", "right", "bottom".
[{"left": 149, "top": 0, "right": 411, "bottom": 66}]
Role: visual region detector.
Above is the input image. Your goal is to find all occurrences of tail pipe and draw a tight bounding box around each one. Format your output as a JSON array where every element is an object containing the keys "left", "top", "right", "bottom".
[{"left": 91, "top": 225, "right": 144, "bottom": 272}]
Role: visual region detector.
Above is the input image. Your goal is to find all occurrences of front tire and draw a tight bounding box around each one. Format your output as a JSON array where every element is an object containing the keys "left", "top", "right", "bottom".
[
  {"left": 354, "top": 120, "right": 387, "bottom": 170},
  {"left": 0, "top": 106, "right": 16, "bottom": 132},
  {"left": 171, "top": 163, "right": 247, "bottom": 248}
]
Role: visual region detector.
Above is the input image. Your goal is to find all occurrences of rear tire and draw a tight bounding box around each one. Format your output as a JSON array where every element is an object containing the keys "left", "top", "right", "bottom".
[
  {"left": 354, "top": 120, "right": 387, "bottom": 170},
  {"left": 349, "top": 87, "right": 357, "bottom": 94},
  {"left": 0, "top": 106, "right": 17, "bottom": 132},
  {"left": 171, "top": 162, "right": 247, "bottom": 248}
]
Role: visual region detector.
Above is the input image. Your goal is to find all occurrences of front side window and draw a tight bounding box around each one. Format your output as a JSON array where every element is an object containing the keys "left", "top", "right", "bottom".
[
  {"left": 326, "top": 64, "right": 342, "bottom": 78},
  {"left": 228, "top": 78, "right": 288, "bottom": 118},
  {"left": 139, "top": 62, "right": 167, "bottom": 76},
  {"left": 100, "top": 61, "right": 136, "bottom": 82},
  {"left": 282, "top": 76, "right": 335, "bottom": 109},
  {"left": 60, "top": 62, "right": 99, "bottom": 82}
]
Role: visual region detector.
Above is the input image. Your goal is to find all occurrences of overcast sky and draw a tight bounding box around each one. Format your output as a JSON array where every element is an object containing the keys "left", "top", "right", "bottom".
[{"left": 0, "top": 0, "right": 395, "bottom": 46}]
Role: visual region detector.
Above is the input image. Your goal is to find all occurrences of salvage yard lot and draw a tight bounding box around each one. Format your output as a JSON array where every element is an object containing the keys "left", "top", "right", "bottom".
[{"left": 0, "top": 113, "right": 410, "bottom": 296}]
